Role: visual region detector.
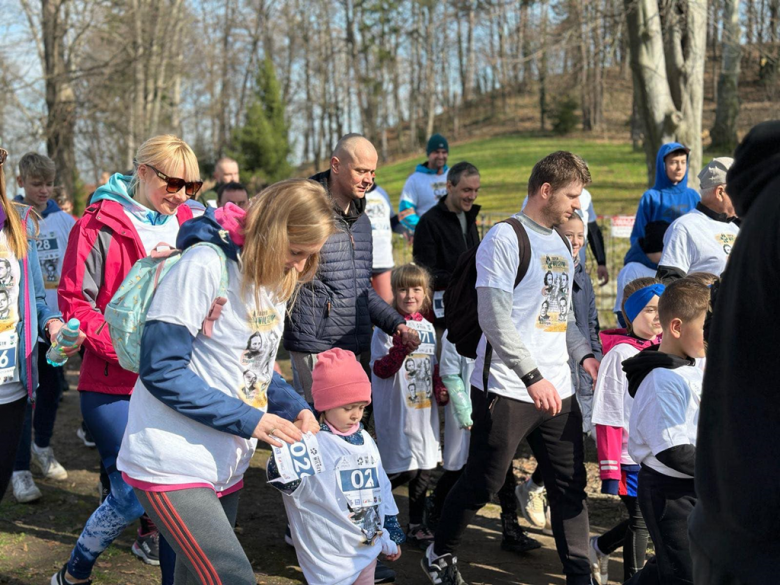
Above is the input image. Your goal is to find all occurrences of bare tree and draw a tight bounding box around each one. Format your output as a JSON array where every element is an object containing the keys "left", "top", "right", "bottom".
[{"left": 711, "top": 0, "right": 742, "bottom": 151}]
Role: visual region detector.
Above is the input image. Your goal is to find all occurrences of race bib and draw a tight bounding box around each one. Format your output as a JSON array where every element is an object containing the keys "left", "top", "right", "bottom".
[
  {"left": 270, "top": 433, "right": 324, "bottom": 484},
  {"left": 0, "top": 331, "right": 19, "bottom": 384},
  {"left": 433, "top": 290, "right": 445, "bottom": 319},
  {"left": 405, "top": 319, "right": 435, "bottom": 355},
  {"left": 335, "top": 453, "right": 382, "bottom": 509},
  {"left": 36, "top": 232, "right": 62, "bottom": 289}
]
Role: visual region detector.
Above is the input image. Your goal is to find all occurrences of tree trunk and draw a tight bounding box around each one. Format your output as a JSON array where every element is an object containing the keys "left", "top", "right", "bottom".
[
  {"left": 711, "top": 0, "right": 741, "bottom": 151},
  {"left": 624, "top": 0, "right": 707, "bottom": 186},
  {"left": 425, "top": 3, "right": 437, "bottom": 139},
  {"left": 464, "top": 2, "right": 476, "bottom": 101},
  {"left": 539, "top": 0, "right": 549, "bottom": 131}
]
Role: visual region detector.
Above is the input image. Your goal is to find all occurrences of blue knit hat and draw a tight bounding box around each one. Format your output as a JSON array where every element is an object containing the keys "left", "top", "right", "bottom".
[{"left": 426, "top": 133, "right": 449, "bottom": 155}]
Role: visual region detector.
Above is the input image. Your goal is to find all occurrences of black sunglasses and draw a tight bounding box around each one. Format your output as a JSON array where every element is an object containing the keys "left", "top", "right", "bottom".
[
  {"left": 0, "top": 149, "right": 7, "bottom": 167},
  {"left": 143, "top": 162, "right": 203, "bottom": 197}
]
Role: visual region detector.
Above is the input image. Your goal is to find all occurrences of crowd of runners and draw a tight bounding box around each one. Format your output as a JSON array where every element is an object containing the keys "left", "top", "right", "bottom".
[{"left": 0, "top": 120, "right": 777, "bottom": 585}]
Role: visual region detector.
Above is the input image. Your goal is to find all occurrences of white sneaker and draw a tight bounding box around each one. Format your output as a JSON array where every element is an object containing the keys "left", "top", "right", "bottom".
[
  {"left": 542, "top": 506, "right": 553, "bottom": 536},
  {"left": 588, "top": 535, "right": 609, "bottom": 584},
  {"left": 12, "top": 470, "right": 42, "bottom": 503},
  {"left": 31, "top": 444, "right": 68, "bottom": 481},
  {"left": 515, "top": 478, "right": 547, "bottom": 528}
]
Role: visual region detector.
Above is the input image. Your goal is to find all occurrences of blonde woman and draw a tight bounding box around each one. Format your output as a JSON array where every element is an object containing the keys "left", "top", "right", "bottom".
[
  {"left": 0, "top": 148, "right": 81, "bottom": 501},
  {"left": 112, "top": 179, "right": 335, "bottom": 584},
  {"left": 54, "top": 135, "right": 198, "bottom": 584}
]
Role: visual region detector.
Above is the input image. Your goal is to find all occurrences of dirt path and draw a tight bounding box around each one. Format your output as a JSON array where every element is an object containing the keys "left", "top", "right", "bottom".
[{"left": 1, "top": 360, "right": 628, "bottom": 584}]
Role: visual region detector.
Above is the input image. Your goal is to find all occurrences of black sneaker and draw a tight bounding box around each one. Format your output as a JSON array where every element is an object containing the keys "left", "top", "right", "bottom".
[
  {"left": 407, "top": 523, "right": 435, "bottom": 550},
  {"left": 50, "top": 565, "right": 92, "bottom": 584},
  {"left": 131, "top": 530, "right": 160, "bottom": 566},
  {"left": 500, "top": 512, "right": 542, "bottom": 553},
  {"left": 421, "top": 546, "right": 468, "bottom": 585},
  {"left": 374, "top": 558, "right": 396, "bottom": 583}
]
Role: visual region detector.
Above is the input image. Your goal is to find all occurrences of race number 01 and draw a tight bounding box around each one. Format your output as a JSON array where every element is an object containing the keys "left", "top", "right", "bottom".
[{"left": 349, "top": 469, "right": 376, "bottom": 489}]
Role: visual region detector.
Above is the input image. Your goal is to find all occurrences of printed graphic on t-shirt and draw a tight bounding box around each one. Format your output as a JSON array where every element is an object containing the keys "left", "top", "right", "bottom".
[
  {"left": 36, "top": 231, "right": 62, "bottom": 289},
  {"left": 537, "top": 255, "right": 570, "bottom": 332},
  {"left": 365, "top": 198, "right": 390, "bottom": 231},
  {"left": 238, "top": 308, "right": 282, "bottom": 409},
  {"left": 402, "top": 356, "right": 433, "bottom": 409},
  {"left": 0, "top": 256, "right": 16, "bottom": 333},
  {"left": 431, "top": 181, "right": 448, "bottom": 202},
  {"left": 717, "top": 232, "right": 736, "bottom": 256}
]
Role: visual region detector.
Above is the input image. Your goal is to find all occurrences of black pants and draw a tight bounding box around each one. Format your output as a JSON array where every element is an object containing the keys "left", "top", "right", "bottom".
[
  {"left": 0, "top": 396, "right": 27, "bottom": 499},
  {"left": 690, "top": 535, "right": 747, "bottom": 585},
  {"left": 389, "top": 468, "right": 432, "bottom": 525},
  {"left": 626, "top": 466, "right": 696, "bottom": 585},
  {"left": 434, "top": 390, "right": 590, "bottom": 584},
  {"left": 596, "top": 495, "right": 649, "bottom": 581},
  {"left": 431, "top": 465, "right": 518, "bottom": 518}
]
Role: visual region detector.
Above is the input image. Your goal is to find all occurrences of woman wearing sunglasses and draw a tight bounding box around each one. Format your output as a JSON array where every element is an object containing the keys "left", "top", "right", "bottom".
[
  {"left": 54, "top": 135, "right": 198, "bottom": 585},
  {"left": 0, "top": 148, "right": 83, "bottom": 501}
]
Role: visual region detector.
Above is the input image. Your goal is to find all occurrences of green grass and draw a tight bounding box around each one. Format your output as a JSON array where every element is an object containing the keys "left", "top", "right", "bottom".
[{"left": 376, "top": 133, "right": 649, "bottom": 216}]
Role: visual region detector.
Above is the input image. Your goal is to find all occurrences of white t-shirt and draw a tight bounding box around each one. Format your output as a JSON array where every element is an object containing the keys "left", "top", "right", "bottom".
[
  {"left": 659, "top": 208, "right": 739, "bottom": 277},
  {"left": 614, "top": 262, "right": 657, "bottom": 314},
  {"left": 591, "top": 343, "right": 641, "bottom": 465},
  {"left": 118, "top": 246, "right": 285, "bottom": 489},
  {"left": 365, "top": 186, "right": 394, "bottom": 271},
  {"left": 370, "top": 318, "right": 440, "bottom": 474},
  {"left": 0, "top": 233, "right": 23, "bottom": 404},
  {"left": 439, "top": 332, "right": 473, "bottom": 471},
  {"left": 628, "top": 365, "right": 703, "bottom": 479},
  {"left": 36, "top": 210, "right": 75, "bottom": 311},
  {"left": 282, "top": 430, "right": 398, "bottom": 585},
  {"left": 399, "top": 168, "right": 449, "bottom": 222},
  {"left": 470, "top": 218, "right": 574, "bottom": 403},
  {"left": 125, "top": 211, "right": 181, "bottom": 256}
]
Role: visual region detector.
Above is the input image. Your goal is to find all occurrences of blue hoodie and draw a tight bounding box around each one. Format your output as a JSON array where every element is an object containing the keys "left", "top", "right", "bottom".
[
  {"left": 623, "top": 143, "right": 700, "bottom": 268},
  {"left": 138, "top": 208, "right": 310, "bottom": 439}
]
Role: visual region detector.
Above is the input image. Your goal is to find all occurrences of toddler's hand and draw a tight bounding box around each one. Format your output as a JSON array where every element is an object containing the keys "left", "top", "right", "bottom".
[{"left": 382, "top": 546, "right": 401, "bottom": 562}]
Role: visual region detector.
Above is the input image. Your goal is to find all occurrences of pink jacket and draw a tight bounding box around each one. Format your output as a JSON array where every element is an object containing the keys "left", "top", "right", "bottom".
[{"left": 595, "top": 329, "right": 660, "bottom": 484}]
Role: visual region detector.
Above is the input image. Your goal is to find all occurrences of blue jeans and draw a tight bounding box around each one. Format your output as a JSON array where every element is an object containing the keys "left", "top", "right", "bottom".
[
  {"left": 14, "top": 343, "right": 63, "bottom": 471},
  {"left": 67, "top": 392, "right": 146, "bottom": 580}
]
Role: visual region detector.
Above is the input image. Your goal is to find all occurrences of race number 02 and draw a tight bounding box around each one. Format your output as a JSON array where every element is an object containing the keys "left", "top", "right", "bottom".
[{"left": 289, "top": 442, "right": 314, "bottom": 477}]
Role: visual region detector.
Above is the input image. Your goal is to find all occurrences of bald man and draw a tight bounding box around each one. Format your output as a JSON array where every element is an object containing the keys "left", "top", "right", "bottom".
[
  {"left": 198, "top": 157, "right": 240, "bottom": 207},
  {"left": 284, "top": 134, "right": 420, "bottom": 399}
]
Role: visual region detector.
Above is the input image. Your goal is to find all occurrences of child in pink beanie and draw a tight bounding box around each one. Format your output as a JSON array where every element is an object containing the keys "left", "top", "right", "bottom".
[{"left": 268, "top": 348, "right": 404, "bottom": 585}]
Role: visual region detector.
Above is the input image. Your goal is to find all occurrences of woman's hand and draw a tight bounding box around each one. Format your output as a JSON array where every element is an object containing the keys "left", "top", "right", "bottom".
[
  {"left": 252, "top": 413, "right": 302, "bottom": 448},
  {"left": 294, "top": 409, "right": 320, "bottom": 434},
  {"left": 47, "top": 320, "right": 85, "bottom": 357}
]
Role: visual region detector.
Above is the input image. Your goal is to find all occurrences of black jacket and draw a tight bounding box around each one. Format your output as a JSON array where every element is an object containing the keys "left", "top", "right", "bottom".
[
  {"left": 412, "top": 196, "right": 481, "bottom": 291},
  {"left": 283, "top": 171, "right": 403, "bottom": 355},
  {"left": 688, "top": 121, "right": 780, "bottom": 582}
]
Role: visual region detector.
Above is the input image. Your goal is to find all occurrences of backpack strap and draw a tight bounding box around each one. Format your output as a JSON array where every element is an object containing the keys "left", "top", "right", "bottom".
[
  {"left": 483, "top": 216, "right": 531, "bottom": 392},
  {"left": 188, "top": 242, "right": 230, "bottom": 338}
]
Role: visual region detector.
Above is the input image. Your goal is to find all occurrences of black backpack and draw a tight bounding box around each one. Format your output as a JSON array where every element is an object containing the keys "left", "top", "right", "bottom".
[{"left": 444, "top": 218, "right": 531, "bottom": 359}]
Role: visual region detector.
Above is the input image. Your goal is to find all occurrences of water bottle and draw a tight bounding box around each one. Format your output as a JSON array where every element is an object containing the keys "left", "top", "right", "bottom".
[{"left": 46, "top": 318, "right": 81, "bottom": 367}]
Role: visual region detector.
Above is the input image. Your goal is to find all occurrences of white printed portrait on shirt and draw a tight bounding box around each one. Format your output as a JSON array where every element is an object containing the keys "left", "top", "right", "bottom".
[
  {"left": 537, "top": 255, "right": 570, "bottom": 333},
  {"left": 402, "top": 356, "right": 433, "bottom": 409},
  {"left": 238, "top": 308, "right": 282, "bottom": 409},
  {"left": 0, "top": 257, "right": 15, "bottom": 333},
  {"left": 36, "top": 231, "right": 62, "bottom": 289}
]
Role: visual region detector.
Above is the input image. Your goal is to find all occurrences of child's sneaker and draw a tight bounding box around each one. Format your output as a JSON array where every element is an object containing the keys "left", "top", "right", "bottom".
[
  {"left": 407, "top": 523, "right": 435, "bottom": 549},
  {"left": 51, "top": 564, "right": 92, "bottom": 584},
  {"left": 31, "top": 444, "right": 68, "bottom": 481},
  {"left": 588, "top": 535, "right": 609, "bottom": 584},
  {"left": 421, "top": 544, "right": 467, "bottom": 585},
  {"left": 374, "top": 559, "right": 396, "bottom": 583},
  {"left": 499, "top": 512, "right": 542, "bottom": 553},
  {"left": 12, "top": 470, "right": 42, "bottom": 503},
  {"left": 515, "top": 477, "right": 547, "bottom": 528},
  {"left": 131, "top": 530, "right": 160, "bottom": 565},
  {"left": 76, "top": 421, "right": 96, "bottom": 448}
]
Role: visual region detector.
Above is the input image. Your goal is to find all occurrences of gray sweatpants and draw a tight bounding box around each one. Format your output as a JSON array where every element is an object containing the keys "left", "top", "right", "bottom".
[{"left": 134, "top": 487, "right": 255, "bottom": 585}]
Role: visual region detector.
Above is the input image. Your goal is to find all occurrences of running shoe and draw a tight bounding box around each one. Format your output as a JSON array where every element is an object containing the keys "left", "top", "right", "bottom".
[
  {"left": 76, "top": 421, "right": 96, "bottom": 448},
  {"left": 374, "top": 559, "right": 396, "bottom": 583},
  {"left": 500, "top": 512, "right": 542, "bottom": 553},
  {"left": 407, "top": 523, "right": 435, "bottom": 549},
  {"left": 51, "top": 565, "right": 92, "bottom": 584},
  {"left": 131, "top": 530, "right": 160, "bottom": 566},
  {"left": 31, "top": 444, "right": 68, "bottom": 481},
  {"left": 421, "top": 545, "right": 468, "bottom": 585},
  {"left": 588, "top": 535, "right": 609, "bottom": 584},
  {"left": 12, "top": 470, "right": 42, "bottom": 503},
  {"left": 515, "top": 477, "right": 547, "bottom": 528}
]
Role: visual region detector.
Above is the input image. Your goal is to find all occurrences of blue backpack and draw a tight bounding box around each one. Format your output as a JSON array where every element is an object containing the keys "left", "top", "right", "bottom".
[{"left": 105, "top": 243, "right": 229, "bottom": 373}]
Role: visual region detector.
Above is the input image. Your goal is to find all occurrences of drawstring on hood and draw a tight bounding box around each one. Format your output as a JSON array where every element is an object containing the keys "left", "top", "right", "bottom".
[
  {"left": 91, "top": 173, "right": 175, "bottom": 226},
  {"left": 622, "top": 345, "right": 695, "bottom": 398}
]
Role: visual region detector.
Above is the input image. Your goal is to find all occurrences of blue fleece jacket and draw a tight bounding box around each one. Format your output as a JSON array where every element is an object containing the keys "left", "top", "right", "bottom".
[
  {"left": 624, "top": 143, "right": 700, "bottom": 268},
  {"left": 139, "top": 208, "right": 310, "bottom": 439}
]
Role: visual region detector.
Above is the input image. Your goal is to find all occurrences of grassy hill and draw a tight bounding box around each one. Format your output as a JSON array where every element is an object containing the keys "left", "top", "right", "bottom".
[{"left": 376, "top": 134, "right": 650, "bottom": 216}]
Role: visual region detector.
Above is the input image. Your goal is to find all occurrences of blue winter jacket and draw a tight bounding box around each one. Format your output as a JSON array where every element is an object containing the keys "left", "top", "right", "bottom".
[
  {"left": 568, "top": 261, "right": 602, "bottom": 397},
  {"left": 139, "top": 208, "right": 310, "bottom": 439},
  {"left": 283, "top": 171, "right": 404, "bottom": 356},
  {"left": 624, "top": 142, "right": 700, "bottom": 268}
]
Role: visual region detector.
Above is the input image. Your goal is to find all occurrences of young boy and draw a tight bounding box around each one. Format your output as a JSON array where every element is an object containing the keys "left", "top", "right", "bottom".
[
  {"left": 621, "top": 277, "right": 709, "bottom": 584},
  {"left": 10, "top": 153, "right": 75, "bottom": 503}
]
